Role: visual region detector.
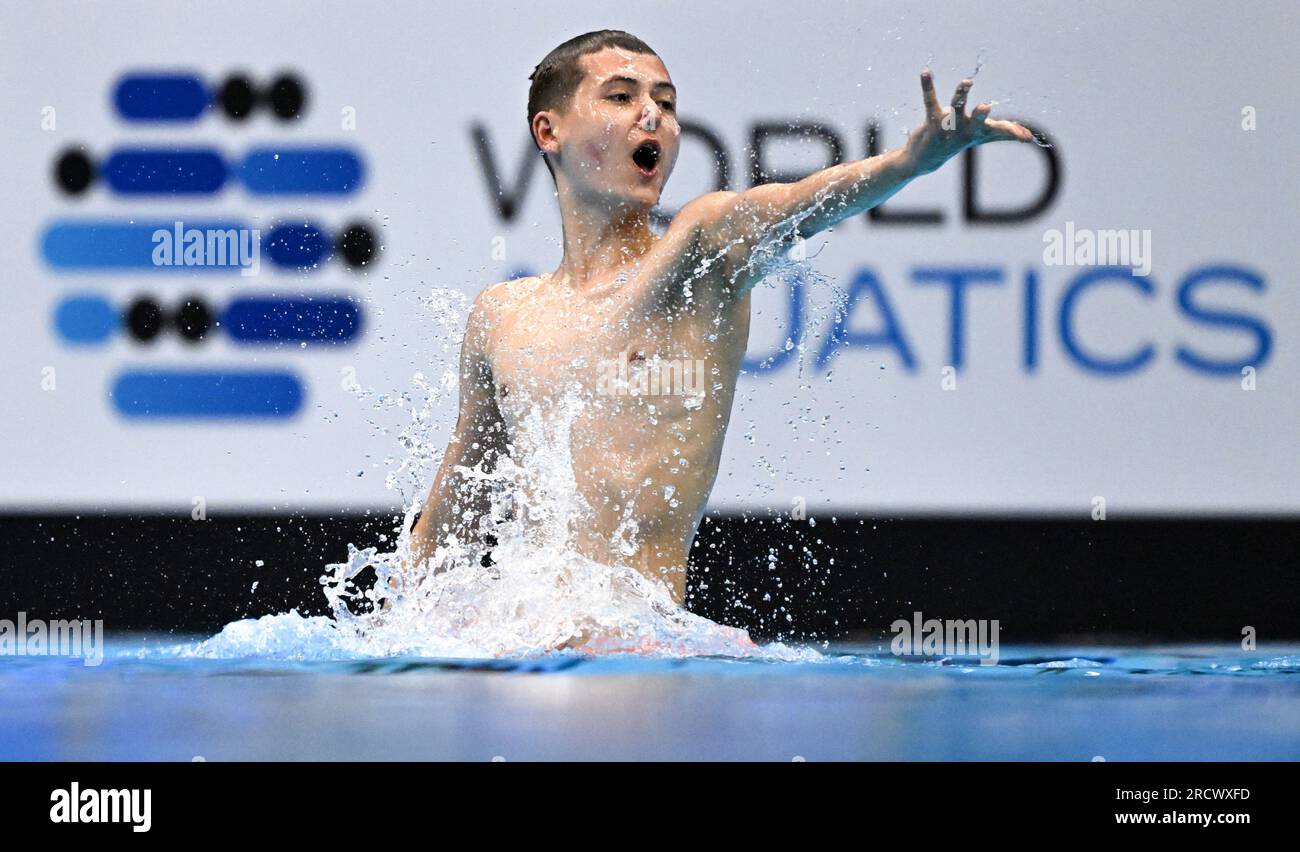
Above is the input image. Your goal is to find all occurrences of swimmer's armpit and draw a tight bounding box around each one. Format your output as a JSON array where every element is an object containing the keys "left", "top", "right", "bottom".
[{"left": 681, "top": 69, "right": 1034, "bottom": 291}]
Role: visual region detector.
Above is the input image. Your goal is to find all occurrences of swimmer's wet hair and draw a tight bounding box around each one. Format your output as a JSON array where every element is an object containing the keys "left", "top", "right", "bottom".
[{"left": 528, "top": 29, "right": 660, "bottom": 179}]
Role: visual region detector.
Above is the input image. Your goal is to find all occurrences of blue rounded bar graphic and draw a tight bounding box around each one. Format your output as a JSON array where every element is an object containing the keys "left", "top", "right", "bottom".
[
  {"left": 111, "top": 370, "right": 304, "bottom": 418},
  {"left": 42, "top": 220, "right": 250, "bottom": 270},
  {"left": 225, "top": 297, "right": 362, "bottom": 343},
  {"left": 104, "top": 149, "right": 227, "bottom": 194},
  {"left": 54, "top": 295, "right": 118, "bottom": 344},
  {"left": 241, "top": 148, "right": 364, "bottom": 195},
  {"left": 263, "top": 223, "right": 332, "bottom": 268},
  {"left": 41, "top": 220, "right": 345, "bottom": 271},
  {"left": 80, "top": 147, "right": 364, "bottom": 196},
  {"left": 113, "top": 74, "right": 210, "bottom": 121}
]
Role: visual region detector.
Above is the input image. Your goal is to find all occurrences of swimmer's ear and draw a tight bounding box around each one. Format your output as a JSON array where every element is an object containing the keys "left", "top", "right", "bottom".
[{"left": 532, "top": 111, "right": 561, "bottom": 157}]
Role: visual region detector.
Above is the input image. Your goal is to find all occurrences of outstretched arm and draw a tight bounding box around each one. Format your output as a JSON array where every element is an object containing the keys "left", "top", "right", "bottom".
[
  {"left": 406, "top": 291, "right": 507, "bottom": 572},
  {"left": 682, "top": 70, "right": 1035, "bottom": 291}
]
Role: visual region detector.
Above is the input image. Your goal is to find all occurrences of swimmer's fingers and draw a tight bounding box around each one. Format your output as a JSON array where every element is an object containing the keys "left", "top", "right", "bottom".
[
  {"left": 981, "top": 115, "right": 1035, "bottom": 143},
  {"left": 972, "top": 103, "right": 1031, "bottom": 142},
  {"left": 920, "top": 69, "right": 943, "bottom": 123},
  {"left": 950, "top": 78, "right": 973, "bottom": 124}
]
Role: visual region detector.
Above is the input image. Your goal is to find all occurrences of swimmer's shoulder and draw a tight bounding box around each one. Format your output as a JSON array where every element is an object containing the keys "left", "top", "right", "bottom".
[
  {"left": 475, "top": 275, "right": 541, "bottom": 318},
  {"left": 466, "top": 276, "right": 542, "bottom": 348}
]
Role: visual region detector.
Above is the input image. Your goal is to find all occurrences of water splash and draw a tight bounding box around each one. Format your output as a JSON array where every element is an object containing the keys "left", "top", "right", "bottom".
[
  {"left": 183, "top": 287, "right": 824, "bottom": 662},
  {"left": 179, "top": 154, "right": 888, "bottom": 664}
]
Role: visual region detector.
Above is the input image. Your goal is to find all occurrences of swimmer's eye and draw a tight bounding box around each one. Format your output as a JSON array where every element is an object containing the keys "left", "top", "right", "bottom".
[{"left": 606, "top": 93, "right": 675, "bottom": 113}]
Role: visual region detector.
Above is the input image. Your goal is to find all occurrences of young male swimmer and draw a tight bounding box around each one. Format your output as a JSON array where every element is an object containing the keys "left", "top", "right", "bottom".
[{"left": 408, "top": 29, "right": 1032, "bottom": 606}]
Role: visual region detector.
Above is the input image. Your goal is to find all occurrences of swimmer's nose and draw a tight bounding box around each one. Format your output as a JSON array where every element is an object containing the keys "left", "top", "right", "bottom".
[{"left": 638, "top": 101, "right": 659, "bottom": 131}]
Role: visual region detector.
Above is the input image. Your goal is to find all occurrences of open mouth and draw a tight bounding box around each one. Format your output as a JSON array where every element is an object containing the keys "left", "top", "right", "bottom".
[{"left": 631, "top": 140, "right": 661, "bottom": 175}]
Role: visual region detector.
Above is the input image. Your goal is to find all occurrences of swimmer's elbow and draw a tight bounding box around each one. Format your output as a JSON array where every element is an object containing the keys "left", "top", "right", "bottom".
[{"left": 686, "top": 184, "right": 818, "bottom": 256}]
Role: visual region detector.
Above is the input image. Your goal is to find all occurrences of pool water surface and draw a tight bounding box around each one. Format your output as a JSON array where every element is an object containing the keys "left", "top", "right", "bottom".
[{"left": 2, "top": 640, "right": 1297, "bottom": 760}]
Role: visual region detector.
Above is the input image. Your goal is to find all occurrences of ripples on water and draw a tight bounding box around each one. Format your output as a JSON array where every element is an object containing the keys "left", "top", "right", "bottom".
[{"left": 104, "top": 642, "right": 1300, "bottom": 677}]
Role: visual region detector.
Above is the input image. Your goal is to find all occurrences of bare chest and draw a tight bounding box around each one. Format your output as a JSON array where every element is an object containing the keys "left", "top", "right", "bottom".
[{"left": 488, "top": 278, "right": 713, "bottom": 407}]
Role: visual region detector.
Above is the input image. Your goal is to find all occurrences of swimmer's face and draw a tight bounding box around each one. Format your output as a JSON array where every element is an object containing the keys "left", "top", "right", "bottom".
[{"left": 537, "top": 47, "right": 680, "bottom": 208}]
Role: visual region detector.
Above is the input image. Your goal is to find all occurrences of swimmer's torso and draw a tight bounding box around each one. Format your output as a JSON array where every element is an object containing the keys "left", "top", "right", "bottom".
[{"left": 476, "top": 239, "right": 751, "bottom": 601}]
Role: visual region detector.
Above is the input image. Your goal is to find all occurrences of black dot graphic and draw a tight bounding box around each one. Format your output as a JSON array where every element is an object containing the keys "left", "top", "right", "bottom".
[
  {"left": 55, "top": 148, "right": 94, "bottom": 195},
  {"left": 338, "top": 223, "right": 376, "bottom": 268},
  {"left": 175, "top": 297, "right": 211, "bottom": 343},
  {"left": 267, "top": 74, "right": 306, "bottom": 120},
  {"left": 218, "top": 74, "right": 257, "bottom": 120},
  {"left": 126, "top": 298, "right": 164, "bottom": 342}
]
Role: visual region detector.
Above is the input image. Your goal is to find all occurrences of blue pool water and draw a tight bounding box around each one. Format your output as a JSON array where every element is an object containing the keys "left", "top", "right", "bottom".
[{"left": 2, "top": 639, "right": 1298, "bottom": 760}]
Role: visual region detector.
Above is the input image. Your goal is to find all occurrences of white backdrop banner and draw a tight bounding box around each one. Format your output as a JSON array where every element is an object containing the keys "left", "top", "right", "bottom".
[{"left": 1, "top": 0, "right": 1295, "bottom": 514}]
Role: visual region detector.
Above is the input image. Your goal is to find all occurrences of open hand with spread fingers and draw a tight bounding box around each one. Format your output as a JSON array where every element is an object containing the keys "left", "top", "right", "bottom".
[{"left": 903, "top": 69, "right": 1035, "bottom": 176}]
